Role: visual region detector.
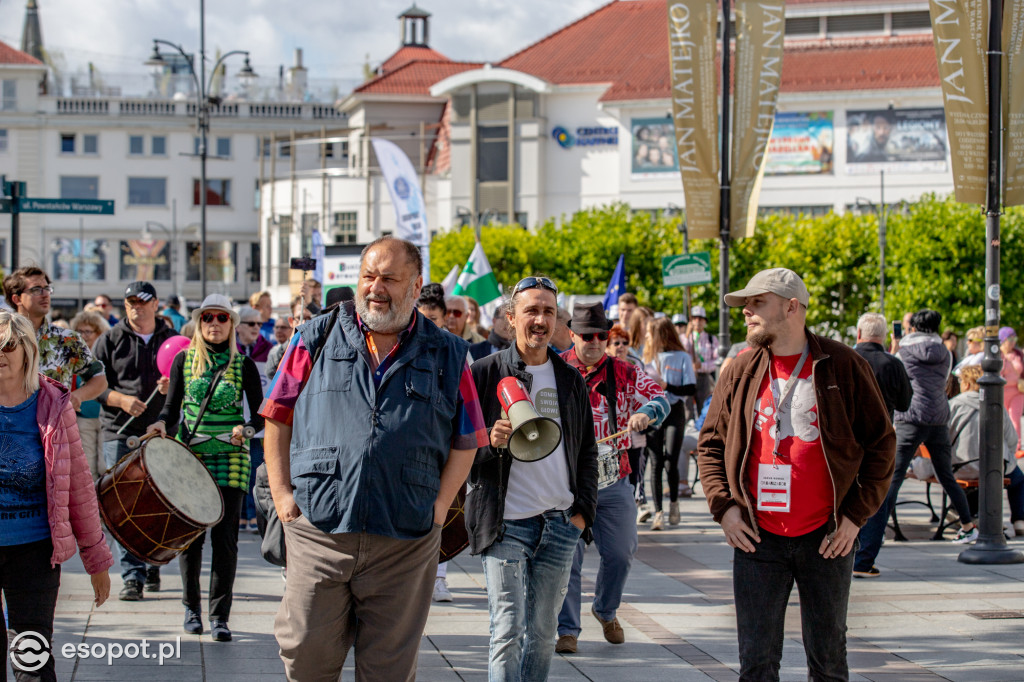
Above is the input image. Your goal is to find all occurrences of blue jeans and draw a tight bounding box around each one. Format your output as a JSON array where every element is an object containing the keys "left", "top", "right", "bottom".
[
  {"left": 243, "top": 438, "right": 264, "bottom": 521},
  {"left": 856, "top": 422, "right": 972, "bottom": 571},
  {"left": 734, "top": 524, "right": 854, "bottom": 682},
  {"left": 481, "top": 510, "right": 583, "bottom": 682},
  {"left": 558, "top": 477, "right": 637, "bottom": 637},
  {"left": 103, "top": 439, "right": 153, "bottom": 584}
]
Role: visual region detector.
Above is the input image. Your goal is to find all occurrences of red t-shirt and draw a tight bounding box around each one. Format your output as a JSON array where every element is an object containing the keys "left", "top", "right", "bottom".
[{"left": 745, "top": 352, "right": 834, "bottom": 536}]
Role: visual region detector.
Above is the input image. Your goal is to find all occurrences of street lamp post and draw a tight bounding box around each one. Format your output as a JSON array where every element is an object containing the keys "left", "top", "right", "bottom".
[
  {"left": 145, "top": 0, "right": 256, "bottom": 299},
  {"left": 856, "top": 169, "right": 887, "bottom": 316}
]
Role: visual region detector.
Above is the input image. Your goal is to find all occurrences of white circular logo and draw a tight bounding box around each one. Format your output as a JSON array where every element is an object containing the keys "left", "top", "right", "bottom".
[{"left": 9, "top": 631, "right": 51, "bottom": 672}]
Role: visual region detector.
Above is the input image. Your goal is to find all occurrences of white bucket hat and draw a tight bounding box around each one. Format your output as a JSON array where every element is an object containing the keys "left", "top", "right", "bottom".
[{"left": 191, "top": 293, "right": 240, "bottom": 325}]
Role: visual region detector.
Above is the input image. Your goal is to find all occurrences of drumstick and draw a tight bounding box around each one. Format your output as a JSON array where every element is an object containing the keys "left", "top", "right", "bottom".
[
  {"left": 116, "top": 388, "right": 161, "bottom": 436},
  {"left": 597, "top": 429, "right": 630, "bottom": 445},
  {"left": 125, "top": 431, "right": 161, "bottom": 450}
]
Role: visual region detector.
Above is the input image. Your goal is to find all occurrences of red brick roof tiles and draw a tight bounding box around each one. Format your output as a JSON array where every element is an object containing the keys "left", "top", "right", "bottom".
[
  {"left": 379, "top": 45, "right": 451, "bottom": 75},
  {"left": 0, "top": 39, "right": 43, "bottom": 66},
  {"left": 355, "top": 59, "right": 482, "bottom": 96}
]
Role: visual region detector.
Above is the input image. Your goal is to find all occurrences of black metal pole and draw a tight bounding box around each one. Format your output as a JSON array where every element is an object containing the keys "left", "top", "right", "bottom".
[
  {"left": 959, "top": 0, "right": 1023, "bottom": 564},
  {"left": 718, "top": 0, "right": 732, "bottom": 365},
  {"left": 10, "top": 180, "right": 19, "bottom": 270},
  {"left": 879, "top": 170, "right": 886, "bottom": 317}
]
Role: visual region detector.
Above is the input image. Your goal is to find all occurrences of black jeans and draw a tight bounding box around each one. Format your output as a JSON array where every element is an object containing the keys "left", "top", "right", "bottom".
[
  {"left": 890, "top": 422, "right": 973, "bottom": 525},
  {"left": 2, "top": 539, "right": 61, "bottom": 682},
  {"left": 733, "top": 524, "right": 854, "bottom": 682},
  {"left": 646, "top": 401, "right": 686, "bottom": 510},
  {"left": 179, "top": 486, "right": 245, "bottom": 621}
]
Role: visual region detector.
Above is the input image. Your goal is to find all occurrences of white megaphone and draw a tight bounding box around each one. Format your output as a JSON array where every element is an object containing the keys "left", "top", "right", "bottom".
[{"left": 497, "top": 377, "right": 562, "bottom": 462}]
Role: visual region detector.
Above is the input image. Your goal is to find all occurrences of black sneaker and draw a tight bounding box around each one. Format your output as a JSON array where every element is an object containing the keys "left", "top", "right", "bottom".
[
  {"left": 183, "top": 608, "right": 203, "bottom": 635},
  {"left": 119, "top": 579, "right": 144, "bottom": 601},
  {"left": 144, "top": 566, "right": 161, "bottom": 592},
  {"left": 852, "top": 566, "right": 881, "bottom": 579},
  {"left": 210, "top": 620, "right": 232, "bottom": 642}
]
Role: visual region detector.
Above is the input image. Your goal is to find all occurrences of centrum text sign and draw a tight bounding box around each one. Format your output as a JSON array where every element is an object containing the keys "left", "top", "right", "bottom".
[
  {"left": 16, "top": 197, "right": 115, "bottom": 214},
  {"left": 662, "top": 252, "right": 712, "bottom": 288}
]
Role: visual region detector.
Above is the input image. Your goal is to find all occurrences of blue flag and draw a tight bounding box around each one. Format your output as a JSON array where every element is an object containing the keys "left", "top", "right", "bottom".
[{"left": 603, "top": 254, "right": 626, "bottom": 318}]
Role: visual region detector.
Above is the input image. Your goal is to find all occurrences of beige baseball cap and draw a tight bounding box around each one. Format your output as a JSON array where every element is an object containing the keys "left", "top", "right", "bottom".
[{"left": 724, "top": 268, "right": 809, "bottom": 308}]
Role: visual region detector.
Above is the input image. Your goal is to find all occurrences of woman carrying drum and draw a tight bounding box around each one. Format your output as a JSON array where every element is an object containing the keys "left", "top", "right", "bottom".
[
  {"left": 642, "top": 317, "right": 696, "bottom": 529},
  {"left": 148, "top": 294, "right": 264, "bottom": 642},
  {"left": 0, "top": 311, "right": 112, "bottom": 681}
]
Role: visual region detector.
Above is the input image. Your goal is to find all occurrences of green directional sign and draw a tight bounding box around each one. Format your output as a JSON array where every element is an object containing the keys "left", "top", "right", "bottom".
[
  {"left": 16, "top": 197, "right": 115, "bottom": 215},
  {"left": 0, "top": 199, "right": 10, "bottom": 214},
  {"left": 662, "top": 252, "right": 712, "bottom": 288}
]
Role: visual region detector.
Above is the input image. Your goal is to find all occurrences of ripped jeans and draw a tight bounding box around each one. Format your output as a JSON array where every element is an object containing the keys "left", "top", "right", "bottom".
[{"left": 481, "top": 510, "right": 583, "bottom": 682}]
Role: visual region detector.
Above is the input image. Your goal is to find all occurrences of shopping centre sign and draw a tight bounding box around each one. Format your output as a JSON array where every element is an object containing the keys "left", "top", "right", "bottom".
[{"left": 552, "top": 125, "right": 619, "bottom": 149}]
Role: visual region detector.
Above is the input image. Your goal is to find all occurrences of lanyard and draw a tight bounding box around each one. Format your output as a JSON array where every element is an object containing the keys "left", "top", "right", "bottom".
[{"left": 768, "top": 345, "right": 809, "bottom": 464}]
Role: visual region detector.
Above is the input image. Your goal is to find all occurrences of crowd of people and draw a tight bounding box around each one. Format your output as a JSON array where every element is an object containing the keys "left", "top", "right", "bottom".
[{"left": 2, "top": 248, "right": 1022, "bottom": 681}]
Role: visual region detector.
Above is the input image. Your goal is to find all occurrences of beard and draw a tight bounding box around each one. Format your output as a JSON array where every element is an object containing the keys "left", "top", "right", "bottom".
[
  {"left": 356, "top": 280, "right": 417, "bottom": 334},
  {"left": 746, "top": 326, "right": 775, "bottom": 349},
  {"left": 522, "top": 323, "right": 552, "bottom": 350}
]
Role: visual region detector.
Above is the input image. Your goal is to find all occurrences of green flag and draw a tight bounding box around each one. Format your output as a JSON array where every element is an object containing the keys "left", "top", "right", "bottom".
[{"left": 452, "top": 242, "right": 502, "bottom": 305}]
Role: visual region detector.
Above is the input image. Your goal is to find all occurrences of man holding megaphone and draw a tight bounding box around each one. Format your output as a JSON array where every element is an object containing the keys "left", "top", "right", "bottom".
[{"left": 467, "top": 276, "right": 599, "bottom": 682}]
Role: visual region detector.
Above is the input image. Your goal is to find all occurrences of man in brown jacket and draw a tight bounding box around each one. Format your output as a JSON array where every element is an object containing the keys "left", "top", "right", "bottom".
[{"left": 697, "top": 268, "right": 895, "bottom": 681}]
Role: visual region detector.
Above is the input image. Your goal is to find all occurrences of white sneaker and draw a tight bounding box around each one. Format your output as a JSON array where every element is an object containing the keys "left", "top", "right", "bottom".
[
  {"left": 1005, "top": 522, "right": 1015, "bottom": 540},
  {"left": 1014, "top": 520, "right": 1024, "bottom": 537},
  {"left": 952, "top": 526, "right": 979, "bottom": 544},
  {"left": 637, "top": 504, "right": 653, "bottom": 524},
  {"left": 432, "top": 577, "right": 453, "bottom": 602},
  {"left": 651, "top": 511, "right": 665, "bottom": 531}
]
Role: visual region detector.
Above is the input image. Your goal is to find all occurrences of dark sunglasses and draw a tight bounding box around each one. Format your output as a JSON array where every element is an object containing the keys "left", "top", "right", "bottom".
[
  {"left": 447, "top": 309, "right": 464, "bottom": 318},
  {"left": 580, "top": 332, "right": 609, "bottom": 342},
  {"left": 609, "top": 340, "right": 628, "bottom": 347},
  {"left": 511, "top": 276, "right": 558, "bottom": 297},
  {"left": 0, "top": 338, "right": 20, "bottom": 353},
  {"left": 240, "top": 321, "right": 260, "bottom": 327},
  {"left": 201, "top": 312, "right": 231, "bottom": 324}
]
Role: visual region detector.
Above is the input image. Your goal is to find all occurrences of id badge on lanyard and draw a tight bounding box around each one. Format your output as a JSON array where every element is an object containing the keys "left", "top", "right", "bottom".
[{"left": 757, "top": 346, "right": 808, "bottom": 514}]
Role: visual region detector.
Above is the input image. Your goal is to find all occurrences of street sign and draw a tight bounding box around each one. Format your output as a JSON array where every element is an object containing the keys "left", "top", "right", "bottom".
[
  {"left": 0, "top": 199, "right": 10, "bottom": 214},
  {"left": 16, "top": 197, "right": 115, "bottom": 215},
  {"left": 662, "top": 252, "right": 712, "bottom": 288}
]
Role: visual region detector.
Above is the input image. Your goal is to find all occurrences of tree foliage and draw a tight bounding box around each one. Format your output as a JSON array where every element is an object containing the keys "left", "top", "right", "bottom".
[{"left": 430, "top": 195, "right": 1024, "bottom": 343}]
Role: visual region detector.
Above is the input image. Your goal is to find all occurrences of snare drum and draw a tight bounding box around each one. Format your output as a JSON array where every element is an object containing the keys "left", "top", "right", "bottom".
[
  {"left": 596, "top": 443, "right": 621, "bottom": 490},
  {"left": 96, "top": 437, "right": 224, "bottom": 565}
]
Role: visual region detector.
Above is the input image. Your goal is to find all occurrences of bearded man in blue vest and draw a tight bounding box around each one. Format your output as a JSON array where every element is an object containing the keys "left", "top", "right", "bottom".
[{"left": 260, "top": 237, "right": 487, "bottom": 681}]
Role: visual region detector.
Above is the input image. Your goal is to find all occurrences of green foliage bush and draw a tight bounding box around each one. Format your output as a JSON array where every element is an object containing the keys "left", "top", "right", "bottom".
[{"left": 430, "top": 195, "right": 1023, "bottom": 343}]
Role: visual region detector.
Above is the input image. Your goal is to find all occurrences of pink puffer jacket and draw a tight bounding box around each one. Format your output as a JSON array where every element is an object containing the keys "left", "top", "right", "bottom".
[{"left": 35, "top": 374, "right": 113, "bottom": 575}]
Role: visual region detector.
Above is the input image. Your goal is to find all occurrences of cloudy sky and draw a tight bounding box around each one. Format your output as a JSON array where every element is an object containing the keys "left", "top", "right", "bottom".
[{"left": 0, "top": 0, "right": 606, "bottom": 92}]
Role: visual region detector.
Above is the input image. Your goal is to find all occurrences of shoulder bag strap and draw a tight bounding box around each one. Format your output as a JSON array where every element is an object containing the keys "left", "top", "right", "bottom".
[
  {"left": 183, "top": 362, "right": 229, "bottom": 447},
  {"left": 309, "top": 306, "right": 341, "bottom": 369},
  {"left": 604, "top": 359, "right": 618, "bottom": 440}
]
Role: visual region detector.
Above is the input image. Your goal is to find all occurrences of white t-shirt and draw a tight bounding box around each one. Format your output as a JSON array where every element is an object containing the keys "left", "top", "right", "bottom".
[{"left": 503, "top": 360, "right": 573, "bottom": 520}]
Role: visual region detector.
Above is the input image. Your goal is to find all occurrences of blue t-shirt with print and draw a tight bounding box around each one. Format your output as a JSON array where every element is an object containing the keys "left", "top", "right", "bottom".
[{"left": 0, "top": 392, "right": 50, "bottom": 546}]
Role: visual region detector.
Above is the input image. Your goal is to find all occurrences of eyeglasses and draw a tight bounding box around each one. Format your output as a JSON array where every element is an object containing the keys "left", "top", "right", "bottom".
[
  {"left": 609, "top": 340, "right": 628, "bottom": 347},
  {"left": 240, "top": 321, "right": 260, "bottom": 327},
  {"left": 447, "top": 309, "right": 464, "bottom": 319},
  {"left": 125, "top": 297, "right": 149, "bottom": 307},
  {"left": 76, "top": 328, "right": 98, "bottom": 337},
  {"left": 25, "top": 285, "right": 53, "bottom": 297},
  {"left": 580, "top": 332, "right": 609, "bottom": 342},
  {"left": 511, "top": 276, "right": 558, "bottom": 297},
  {"left": 201, "top": 312, "right": 231, "bottom": 324},
  {"left": 273, "top": 325, "right": 291, "bottom": 331},
  {"left": 1, "top": 338, "right": 20, "bottom": 353}
]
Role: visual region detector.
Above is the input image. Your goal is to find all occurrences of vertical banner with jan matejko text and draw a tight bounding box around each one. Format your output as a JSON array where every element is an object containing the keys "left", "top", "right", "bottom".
[
  {"left": 730, "top": 0, "right": 784, "bottom": 239},
  {"left": 1003, "top": 0, "right": 1024, "bottom": 205},
  {"left": 929, "top": 0, "right": 988, "bottom": 206},
  {"left": 666, "top": 0, "right": 720, "bottom": 239}
]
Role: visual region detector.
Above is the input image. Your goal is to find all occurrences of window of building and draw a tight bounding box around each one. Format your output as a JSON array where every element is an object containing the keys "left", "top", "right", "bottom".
[
  {"left": 60, "top": 133, "right": 75, "bottom": 154},
  {"left": 216, "top": 137, "right": 231, "bottom": 158},
  {"left": 193, "top": 137, "right": 201, "bottom": 156},
  {"left": 827, "top": 13, "right": 884, "bottom": 34},
  {"left": 332, "top": 212, "right": 358, "bottom": 244},
  {"left": 0, "top": 129, "right": 7, "bottom": 153},
  {"left": 152, "top": 136, "right": 167, "bottom": 155},
  {"left": 193, "top": 179, "right": 231, "bottom": 206},
  {"left": 892, "top": 11, "right": 931, "bottom": 31},
  {"left": 280, "top": 142, "right": 291, "bottom": 158},
  {"left": 129, "top": 135, "right": 145, "bottom": 155},
  {"left": 1, "top": 80, "right": 15, "bottom": 111},
  {"left": 128, "top": 177, "right": 167, "bottom": 206},
  {"left": 60, "top": 176, "right": 99, "bottom": 200},
  {"left": 276, "top": 216, "right": 292, "bottom": 267},
  {"left": 260, "top": 136, "right": 272, "bottom": 158},
  {"left": 83, "top": 134, "right": 98, "bottom": 155},
  {"left": 321, "top": 142, "right": 334, "bottom": 158},
  {"left": 785, "top": 16, "right": 820, "bottom": 36},
  {"left": 301, "top": 213, "right": 318, "bottom": 256},
  {"left": 477, "top": 125, "right": 509, "bottom": 183}
]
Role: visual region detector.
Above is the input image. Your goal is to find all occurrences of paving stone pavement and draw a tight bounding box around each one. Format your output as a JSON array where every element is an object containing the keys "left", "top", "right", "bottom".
[{"left": 7, "top": 481, "right": 1024, "bottom": 681}]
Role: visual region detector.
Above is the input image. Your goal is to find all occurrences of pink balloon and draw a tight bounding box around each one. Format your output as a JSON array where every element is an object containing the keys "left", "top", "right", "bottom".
[{"left": 157, "top": 336, "right": 191, "bottom": 377}]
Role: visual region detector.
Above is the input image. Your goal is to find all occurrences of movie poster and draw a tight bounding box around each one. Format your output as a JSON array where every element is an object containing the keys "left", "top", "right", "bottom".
[
  {"left": 631, "top": 118, "right": 680, "bottom": 177},
  {"left": 119, "top": 240, "right": 170, "bottom": 281},
  {"left": 845, "top": 108, "right": 948, "bottom": 174},
  {"left": 186, "top": 241, "right": 236, "bottom": 282},
  {"left": 50, "top": 238, "right": 107, "bottom": 282},
  {"left": 766, "top": 112, "right": 834, "bottom": 175}
]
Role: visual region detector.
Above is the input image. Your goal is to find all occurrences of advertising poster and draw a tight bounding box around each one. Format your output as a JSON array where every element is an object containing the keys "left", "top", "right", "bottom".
[
  {"left": 631, "top": 118, "right": 680, "bottom": 176},
  {"left": 50, "top": 238, "right": 107, "bottom": 282},
  {"left": 186, "top": 241, "right": 236, "bottom": 282},
  {"left": 845, "top": 108, "right": 948, "bottom": 174},
  {"left": 1003, "top": 0, "right": 1024, "bottom": 205},
  {"left": 766, "top": 112, "right": 834, "bottom": 175},
  {"left": 119, "top": 240, "right": 170, "bottom": 281}
]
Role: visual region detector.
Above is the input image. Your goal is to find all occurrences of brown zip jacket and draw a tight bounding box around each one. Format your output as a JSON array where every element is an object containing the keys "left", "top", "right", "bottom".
[{"left": 697, "top": 329, "right": 896, "bottom": 534}]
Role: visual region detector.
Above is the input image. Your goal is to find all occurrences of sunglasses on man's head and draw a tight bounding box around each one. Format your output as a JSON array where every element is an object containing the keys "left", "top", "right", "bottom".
[
  {"left": 511, "top": 276, "right": 558, "bottom": 297},
  {"left": 201, "top": 312, "right": 231, "bottom": 324},
  {"left": 580, "top": 332, "right": 609, "bottom": 342}
]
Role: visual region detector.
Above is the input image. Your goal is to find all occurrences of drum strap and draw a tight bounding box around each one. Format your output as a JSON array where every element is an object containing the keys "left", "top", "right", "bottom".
[{"left": 182, "top": 362, "right": 229, "bottom": 446}]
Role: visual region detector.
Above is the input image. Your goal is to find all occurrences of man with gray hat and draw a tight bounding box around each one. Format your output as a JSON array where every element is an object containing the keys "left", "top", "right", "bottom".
[
  {"left": 697, "top": 268, "right": 895, "bottom": 681},
  {"left": 682, "top": 304, "right": 719, "bottom": 407},
  {"left": 556, "top": 302, "right": 668, "bottom": 653}
]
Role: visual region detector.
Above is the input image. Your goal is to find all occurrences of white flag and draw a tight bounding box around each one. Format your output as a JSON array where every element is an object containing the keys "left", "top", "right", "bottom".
[{"left": 371, "top": 137, "right": 431, "bottom": 279}]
